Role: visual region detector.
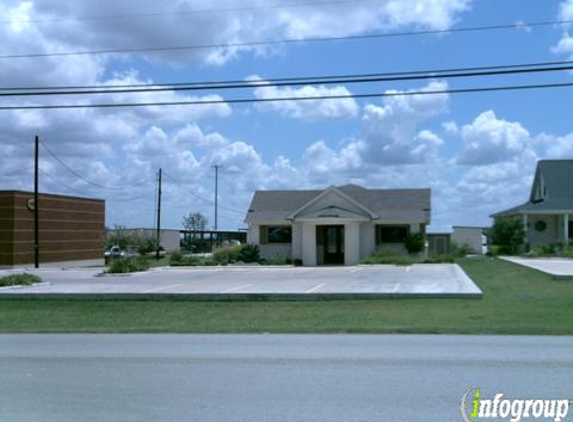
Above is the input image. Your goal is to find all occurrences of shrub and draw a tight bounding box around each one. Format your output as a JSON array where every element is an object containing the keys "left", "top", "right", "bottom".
[
  {"left": 105, "top": 225, "right": 131, "bottom": 250},
  {"left": 213, "top": 244, "right": 260, "bottom": 265},
  {"left": 491, "top": 217, "right": 525, "bottom": 255},
  {"left": 423, "top": 254, "right": 456, "bottom": 263},
  {"left": 0, "top": 273, "right": 42, "bottom": 287},
  {"left": 213, "top": 245, "right": 242, "bottom": 265},
  {"left": 133, "top": 233, "right": 160, "bottom": 256},
  {"left": 404, "top": 233, "right": 425, "bottom": 254},
  {"left": 260, "top": 255, "right": 292, "bottom": 265},
  {"left": 169, "top": 251, "right": 183, "bottom": 265},
  {"left": 238, "top": 244, "right": 260, "bottom": 263},
  {"left": 450, "top": 242, "right": 473, "bottom": 258},
  {"left": 107, "top": 257, "right": 150, "bottom": 274},
  {"left": 360, "top": 249, "right": 417, "bottom": 265},
  {"left": 540, "top": 244, "right": 556, "bottom": 255}
]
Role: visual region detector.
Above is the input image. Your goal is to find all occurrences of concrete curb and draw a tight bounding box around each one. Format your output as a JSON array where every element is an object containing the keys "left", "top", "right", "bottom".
[
  {"left": 154, "top": 265, "right": 296, "bottom": 271},
  {"left": 0, "top": 291, "right": 483, "bottom": 301},
  {"left": 0, "top": 282, "right": 51, "bottom": 291}
]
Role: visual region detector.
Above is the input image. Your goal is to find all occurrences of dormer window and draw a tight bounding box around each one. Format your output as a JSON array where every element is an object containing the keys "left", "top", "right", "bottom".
[{"left": 532, "top": 174, "right": 545, "bottom": 203}]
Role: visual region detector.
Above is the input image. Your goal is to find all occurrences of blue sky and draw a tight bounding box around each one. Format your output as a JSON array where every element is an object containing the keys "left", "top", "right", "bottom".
[{"left": 1, "top": 0, "right": 573, "bottom": 231}]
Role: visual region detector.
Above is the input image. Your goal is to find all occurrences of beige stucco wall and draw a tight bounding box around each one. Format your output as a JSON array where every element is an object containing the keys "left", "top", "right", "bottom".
[
  {"left": 360, "top": 223, "right": 376, "bottom": 258},
  {"left": 292, "top": 222, "right": 303, "bottom": 261},
  {"left": 451, "top": 227, "right": 483, "bottom": 254},
  {"left": 247, "top": 224, "right": 259, "bottom": 244},
  {"left": 259, "top": 243, "right": 292, "bottom": 260}
]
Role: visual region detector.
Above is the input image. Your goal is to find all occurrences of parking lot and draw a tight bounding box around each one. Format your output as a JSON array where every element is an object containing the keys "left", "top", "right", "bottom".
[{"left": 0, "top": 264, "right": 482, "bottom": 298}]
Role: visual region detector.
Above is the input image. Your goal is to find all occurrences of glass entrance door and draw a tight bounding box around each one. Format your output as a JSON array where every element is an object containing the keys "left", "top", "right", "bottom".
[{"left": 324, "top": 225, "right": 344, "bottom": 264}]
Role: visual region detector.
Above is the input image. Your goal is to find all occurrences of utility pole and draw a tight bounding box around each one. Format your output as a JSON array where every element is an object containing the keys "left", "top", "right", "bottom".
[
  {"left": 155, "top": 168, "right": 162, "bottom": 260},
  {"left": 34, "top": 135, "right": 39, "bottom": 268},
  {"left": 212, "top": 164, "right": 221, "bottom": 231}
]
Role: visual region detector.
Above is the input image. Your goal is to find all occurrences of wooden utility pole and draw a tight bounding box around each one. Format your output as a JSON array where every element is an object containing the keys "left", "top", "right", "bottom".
[
  {"left": 155, "top": 168, "right": 162, "bottom": 260},
  {"left": 212, "top": 164, "right": 221, "bottom": 231},
  {"left": 34, "top": 135, "right": 40, "bottom": 268}
]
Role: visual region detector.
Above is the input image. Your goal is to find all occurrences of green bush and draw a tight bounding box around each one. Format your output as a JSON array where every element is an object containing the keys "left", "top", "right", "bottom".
[
  {"left": 450, "top": 242, "right": 473, "bottom": 258},
  {"left": 404, "top": 233, "right": 425, "bottom": 254},
  {"left": 0, "top": 273, "right": 42, "bottom": 287},
  {"left": 169, "top": 253, "right": 218, "bottom": 267},
  {"left": 527, "top": 243, "right": 573, "bottom": 258},
  {"left": 107, "top": 257, "right": 150, "bottom": 274},
  {"left": 213, "top": 245, "right": 241, "bottom": 265},
  {"left": 169, "top": 252, "right": 183, "bottom": 265},
  {"left": 238, "top": 244, "right": 260, "bottom": 263},
  {"left": 134, "top": 233, "right": 160, "bottom": 256},
  {"left": 423, "top": 254, "right": 456, "bottom": 263},
  {"left": 491, "top": 217, "right": 525, "bottom": 255},
  {"left": 213, "top": 244, "right": 260, "bottom": 265},
  {"left": 360, "top": 249, "right": 417, "bottom": 265},
  {"left": 260, "top": 255, "right": 292, "bottom": 265}
]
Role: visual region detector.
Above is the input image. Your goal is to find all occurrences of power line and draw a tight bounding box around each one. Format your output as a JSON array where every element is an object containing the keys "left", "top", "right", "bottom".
[
  {"left": 2, "top": 18, "right": 572, "bottom": 60},
  {"left": 5, "top": 59, "right": 573, "bottom": 92},
  {"left": 106, "top": 194, "right": 152, "bottom": 203},
  {"left": 2, "top": 63, "right": 573, "bottom": 97},
  {"left": 39, "top": 140, "right": 155, "bottom": 190},
  {"left": 40, "top": 167, "right": 152, "bottom": 202},
  {"left": 163, "top": 171, "right": 244, "bottom": 216},
  {"left": 39, "top": 167, "right": 91, "bottom": 196},
  {"left": 0, "top": 0, "right": 386, "bottom": 25},
  {"left": 3, "top": 80, "right": 573, "bottom": 111}
]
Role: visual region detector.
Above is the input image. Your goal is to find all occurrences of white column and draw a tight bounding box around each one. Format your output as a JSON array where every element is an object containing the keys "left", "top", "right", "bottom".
[
  {"left": 302, "top": 223, "right": 317, "bottom": 266},
  {"left": 564, "top": 214, "right": 569, "bottom": 243},
  {"left": 523, "top": 214, "right": 528, "bottom": 244},
  {"left": 344, "top": 222, "right": 360, "bottom": 266}
]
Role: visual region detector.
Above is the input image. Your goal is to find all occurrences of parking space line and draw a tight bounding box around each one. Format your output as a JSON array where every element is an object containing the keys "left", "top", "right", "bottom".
[
  {"left": 392, "top": 283, "right": 400, "bottom": 293},
  {"left": 143, "top": 283, "right": 184, "bottom": 293},
  {"left": 305, "top": 283, "right": 326, "bottom": 294},
  {"left": 220, "top": 284, "right": 253, "bottom": 293},
  {"left": 405, "top": 267, "right": 411, "bottom": 272}
]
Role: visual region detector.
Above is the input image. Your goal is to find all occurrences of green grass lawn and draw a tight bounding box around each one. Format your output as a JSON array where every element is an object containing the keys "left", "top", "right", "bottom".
[{"left": 1, "top": 257, "right": 572, "bottom": 334}]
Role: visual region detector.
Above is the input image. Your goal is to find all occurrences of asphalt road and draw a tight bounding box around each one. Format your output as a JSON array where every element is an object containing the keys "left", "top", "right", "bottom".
[{"left": 1, "top": 335, "right": 571, "bottom": 422}]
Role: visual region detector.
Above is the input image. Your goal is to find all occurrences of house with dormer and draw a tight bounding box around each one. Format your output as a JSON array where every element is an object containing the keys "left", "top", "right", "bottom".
[
  {"left": 491, "top": 160, "right": 573, "bottom": 248},
  {"left": 244, "top": 184, "right": 431, "bottom": 266}
]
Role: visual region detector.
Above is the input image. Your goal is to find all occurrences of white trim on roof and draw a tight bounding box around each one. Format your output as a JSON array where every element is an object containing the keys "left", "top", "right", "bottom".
[{"left": 285, "top": 186, "right": 377, "bottom": 220}]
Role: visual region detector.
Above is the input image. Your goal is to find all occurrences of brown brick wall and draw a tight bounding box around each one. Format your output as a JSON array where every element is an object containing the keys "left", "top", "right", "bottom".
[{"left": 0, "top": 191, "right": 105, "bottom": 266}]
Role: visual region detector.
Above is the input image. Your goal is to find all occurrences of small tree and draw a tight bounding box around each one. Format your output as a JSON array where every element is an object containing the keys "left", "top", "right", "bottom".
[
  {"left": 182, "top": 212, "right": 208, "bottom": 232},
  {"left": 132, "top": 231, "right": 159, "bottom": 256},
  {"left": 106, "top": 225, "right": 131, "bottom": 250},
  {"left": 405, "top": 233, "right": 425, "bottom": 254},
  {"left": 491, "top": 217, "right": 525, "bottom": 255}
]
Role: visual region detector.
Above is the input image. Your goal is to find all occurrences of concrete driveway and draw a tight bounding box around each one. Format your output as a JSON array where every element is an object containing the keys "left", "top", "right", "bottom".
[
  {"left": 501, "top": 256, "right": 573, "bottom": 279},
  {"left": 0, "top": 264, "right": 481, "bottom": 298}
]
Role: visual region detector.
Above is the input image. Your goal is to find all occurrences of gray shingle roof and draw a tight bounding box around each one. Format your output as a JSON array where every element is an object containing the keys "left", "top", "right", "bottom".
[
  {"left": 245, "top": 184, "right": 431, "bottom": 223},
  {"left": 492, "top": 160, "right": 573, "bottom": 217}
]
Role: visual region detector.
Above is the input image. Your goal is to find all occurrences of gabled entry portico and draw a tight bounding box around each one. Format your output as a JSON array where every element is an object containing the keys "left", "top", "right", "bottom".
[{"left": 289, "top": 187, "right": 374, "bottom": 266}]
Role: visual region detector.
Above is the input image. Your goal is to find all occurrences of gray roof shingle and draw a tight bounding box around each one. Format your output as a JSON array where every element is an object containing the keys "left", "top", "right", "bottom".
[
  {"left": 245, "top": 184, "right": 431, "bottom": 223},
  {"left": 492, "top": 160, "right": 573, "bottom": 217}
]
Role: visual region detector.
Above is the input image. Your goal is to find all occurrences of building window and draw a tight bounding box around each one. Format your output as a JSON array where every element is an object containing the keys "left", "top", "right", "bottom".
[
  {"left": 377, "top": 225, "right": 409, "bottom": 244},
  {"left": 268, "top": 227, "right": 292, "bottom": 243}
]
